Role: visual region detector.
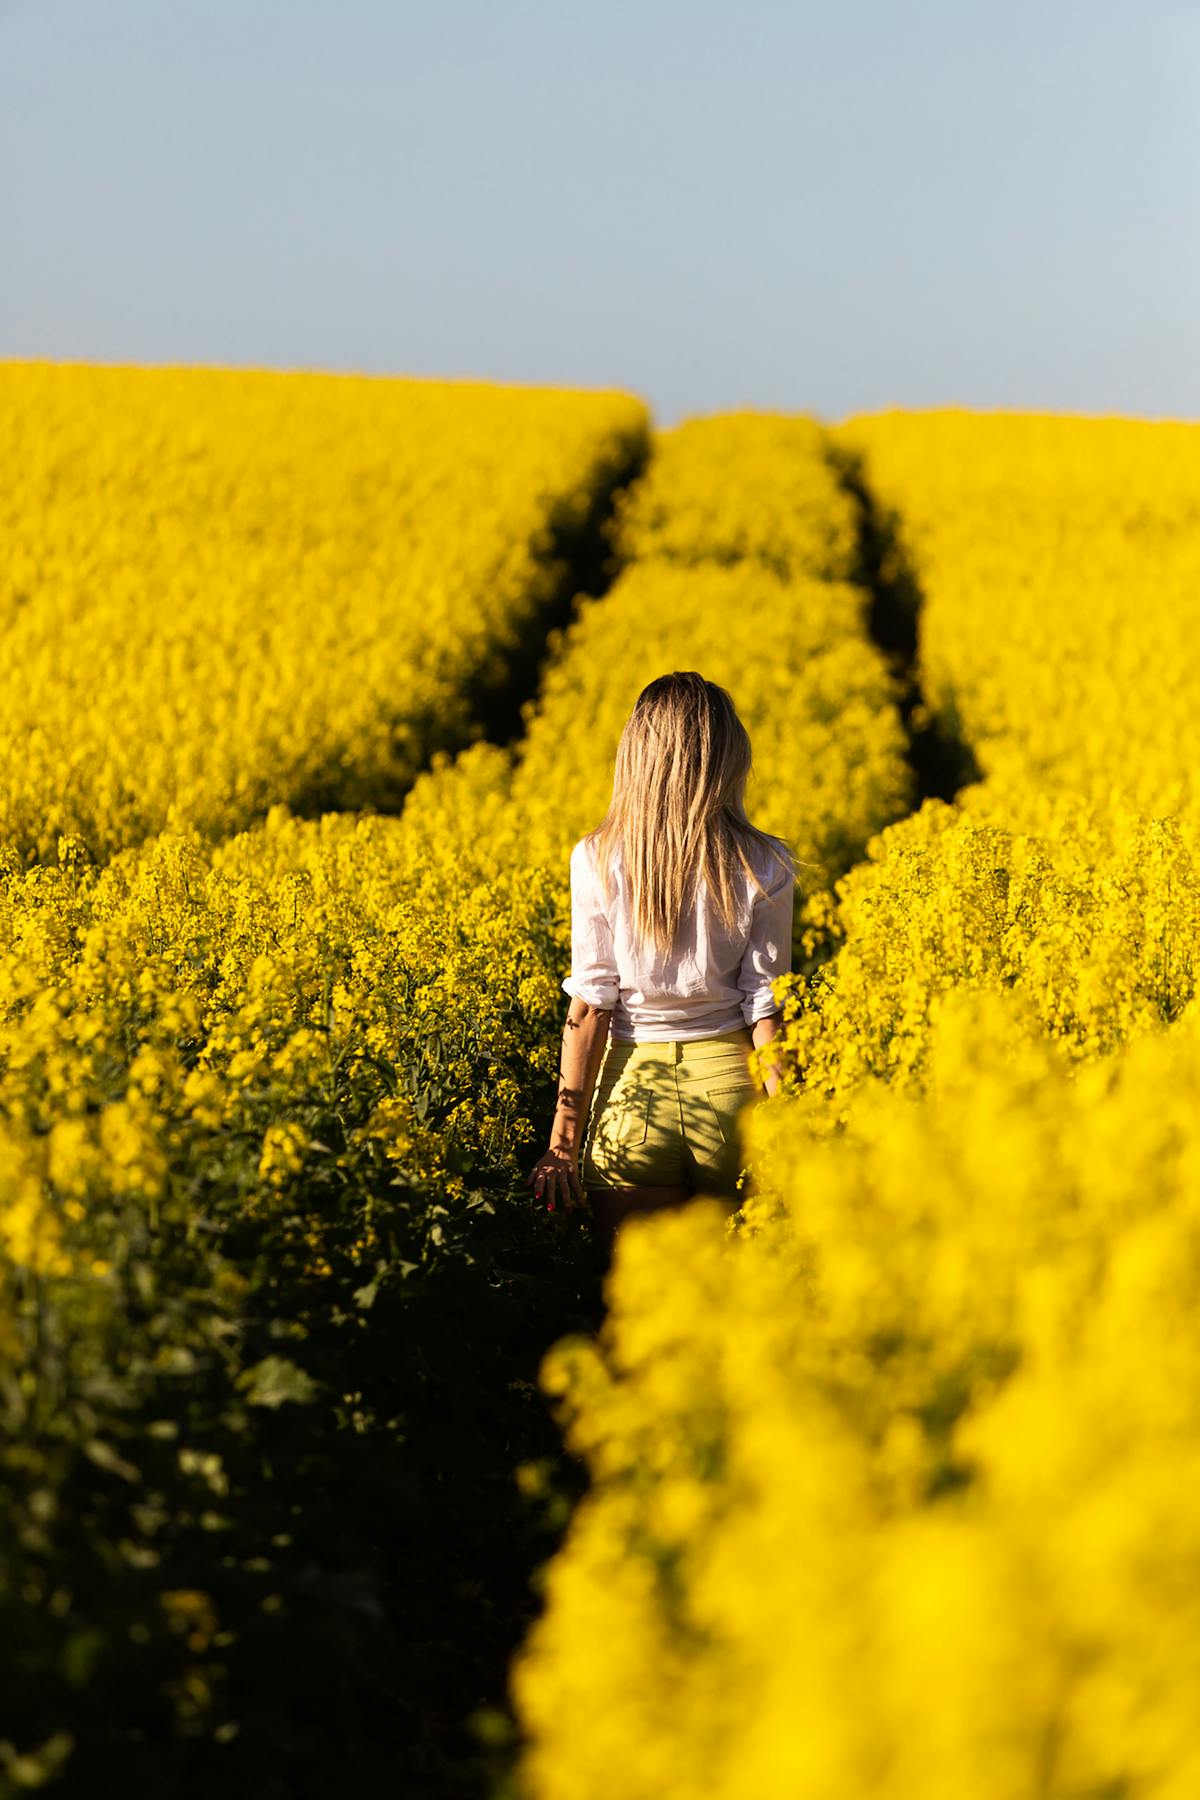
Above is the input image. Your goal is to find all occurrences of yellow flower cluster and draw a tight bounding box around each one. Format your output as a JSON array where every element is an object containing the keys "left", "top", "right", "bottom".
[
  {"left": 611, "top": 411, "right": 860, "bottom": 579},
  {"left": 832, "top": 408, "right": 1200, "bottom": 825},
  {"left": 0, "top": 801, "right": 563, "bottom": 1318},
  {"left": 515, "top": 988, "right": 1200, "bottom": 1799},
  {"left": 766, "top": 789, "right": 1200, "bottom": 1111},
  {"left": 759, "top": 411, "right": 1200, "bottom": 1102},
  {"left": 0, "top": 361, "right": 646, "bottom": 862}
]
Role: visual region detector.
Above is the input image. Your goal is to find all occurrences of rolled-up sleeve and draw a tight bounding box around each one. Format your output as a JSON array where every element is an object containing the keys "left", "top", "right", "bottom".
[
  {"left": 738, "top": 846, "right": 795, "bottom": 1026},
  {"left": 562, "top": 838, "right": 620, "bottom": 1011}
]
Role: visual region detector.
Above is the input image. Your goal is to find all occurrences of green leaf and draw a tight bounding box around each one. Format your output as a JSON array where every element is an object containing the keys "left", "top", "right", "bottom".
[
  {"left": 238, "top": 1355, "right": 319, "bottom": 1409},
  {"left": 82, "top": 1438, "right": 141, "bottom": 1483}
]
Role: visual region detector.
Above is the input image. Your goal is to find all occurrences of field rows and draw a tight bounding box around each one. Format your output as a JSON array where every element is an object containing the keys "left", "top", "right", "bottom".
[{"left": 6, "top": 370, "right": 1200, "bottom": 1800}]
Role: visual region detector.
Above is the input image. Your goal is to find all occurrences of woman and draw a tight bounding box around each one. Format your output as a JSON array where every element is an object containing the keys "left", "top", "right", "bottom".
[{"left": 526, "top": 671, "right": 795, "bottom": 1257}]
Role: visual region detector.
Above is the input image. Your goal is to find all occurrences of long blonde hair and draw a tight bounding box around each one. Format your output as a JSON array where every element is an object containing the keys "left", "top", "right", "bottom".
[{"left": 585, "top": 672, "right": 796, "bottom": 958}]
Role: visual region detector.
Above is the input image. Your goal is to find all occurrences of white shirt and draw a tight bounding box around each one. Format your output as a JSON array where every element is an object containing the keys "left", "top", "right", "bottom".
[{"left": 561, "top": 831, "right": 796, "bottom": 1043}]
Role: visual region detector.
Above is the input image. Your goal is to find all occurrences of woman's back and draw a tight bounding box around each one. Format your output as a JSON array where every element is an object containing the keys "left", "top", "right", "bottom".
[{"left": 563, "top": 829, "right": 795, "bottom": 1043}]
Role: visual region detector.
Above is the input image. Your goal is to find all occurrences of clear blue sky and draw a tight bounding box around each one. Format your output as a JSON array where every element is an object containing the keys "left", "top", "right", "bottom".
[{"left": 2, "top": 0, "right": 1197, "bottom": 426}]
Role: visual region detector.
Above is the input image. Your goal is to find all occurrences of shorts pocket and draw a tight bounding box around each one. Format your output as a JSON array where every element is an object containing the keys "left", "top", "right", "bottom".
[
  {"left": 593, "top": 1088, "right": 651, "bottom": 1151},
  {"left": 703, "top": 1082, "right": 756, "bottom": 1145},
  {"left": 627, "top": 1094, "right": 652, "bottom": 1146}
]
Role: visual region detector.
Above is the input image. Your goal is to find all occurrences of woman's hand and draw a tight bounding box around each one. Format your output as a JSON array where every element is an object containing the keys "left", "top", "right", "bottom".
[{"left": 527, "top": 1144, "right": 586, "bottom": 1213}]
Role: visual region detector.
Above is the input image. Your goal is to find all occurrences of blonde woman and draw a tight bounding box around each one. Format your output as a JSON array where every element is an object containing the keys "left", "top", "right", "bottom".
[{"left": 526, "top": 671, "right": 795, "bottom": 1257}]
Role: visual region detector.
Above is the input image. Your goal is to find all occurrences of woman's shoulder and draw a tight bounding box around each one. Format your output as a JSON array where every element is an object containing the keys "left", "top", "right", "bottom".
[
  {"left": 744, "top": 828, "right": 795, "bottom": 878},
  {"left": 571, "top": 831, "right": 623, "bottom": 886},
  {"left": 570, "top": 830, "right": 605, "bottom": 869}
]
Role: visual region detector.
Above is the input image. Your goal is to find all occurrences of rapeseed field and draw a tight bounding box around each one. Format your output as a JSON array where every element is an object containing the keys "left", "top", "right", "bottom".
[{"left": 3, "top": 366, "right": 1199, "bottom": 1799}]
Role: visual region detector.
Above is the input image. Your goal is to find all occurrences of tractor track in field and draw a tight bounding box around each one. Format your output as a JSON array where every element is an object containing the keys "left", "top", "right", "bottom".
[
  {"left": 409, "top": 429, "right": 983, "bottom": 1800},
  {"left": 827, "top": 437, "right": 981, "bottom": 811},
  {"left": 282, "top": 428, "right": 650, "bottom": 828},
  {"left": 469, "top": 432, "right": 651, "bottom": 753},
  {"left": 396, "top": 441, "right": 653, "bottom": 1799}
]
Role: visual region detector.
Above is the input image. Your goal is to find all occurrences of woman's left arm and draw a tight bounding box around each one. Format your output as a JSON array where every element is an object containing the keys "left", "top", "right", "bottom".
[{"left": 527, "top": 996, "right": 612, "bottom": 1213}]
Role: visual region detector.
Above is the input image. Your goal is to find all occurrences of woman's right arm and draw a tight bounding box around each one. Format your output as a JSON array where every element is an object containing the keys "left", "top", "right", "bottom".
[
  {"left": 740, "top": 844, "right": 795, "bottom": 1094},
  {"left": 528, "top": 837, "right": 620, "bottom": 1212},
  {"left": 751, "top": 1011, "right": 784, "bottom": 1098}
]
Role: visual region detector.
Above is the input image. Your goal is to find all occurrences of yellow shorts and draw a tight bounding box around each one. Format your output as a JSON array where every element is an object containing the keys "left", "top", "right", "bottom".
[{"left": 582, "top": 1027, "right": 761, "bottom": 1198}]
